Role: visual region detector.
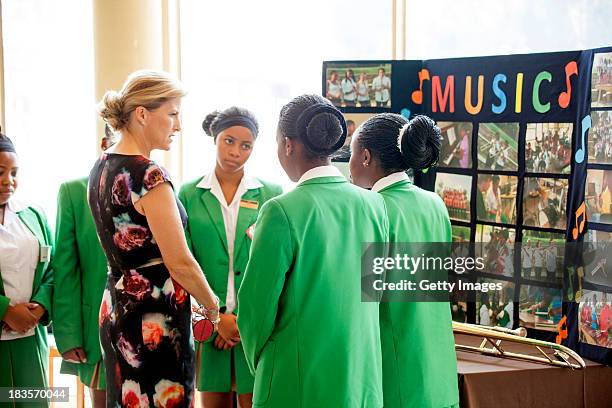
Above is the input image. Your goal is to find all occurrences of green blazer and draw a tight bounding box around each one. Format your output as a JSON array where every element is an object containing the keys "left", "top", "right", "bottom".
[
  {"left": 51, "top": 177, "right": 108, "bottom": 386},
  {"left": 237, "top": 176, "right": 389, "bottom": 408},
  {"left": 178, "top": 176, "right": 282, "bottom": 393},
  {"left": 0, "top": 204, "right": 54, "bottom": 341},
  {"left": 378, "top": 179, "right": 459, "bottom": 408}
]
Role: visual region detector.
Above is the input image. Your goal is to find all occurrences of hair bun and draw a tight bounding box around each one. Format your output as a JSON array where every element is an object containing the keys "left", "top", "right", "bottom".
[
  {"left": 98, "top": 90, "right": 127, "bottom": 131},
  {"left": 304, "top": 112, "right": 344, "bottom": 154},
  {"left": 202, "top": 111, "right": 220, "bottom": 137},
  {"left": 398, "top": 115, "right": 442, "bottom": 171}
]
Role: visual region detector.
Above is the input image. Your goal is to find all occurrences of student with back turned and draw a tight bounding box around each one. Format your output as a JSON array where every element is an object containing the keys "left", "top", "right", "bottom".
[
  {"left": 237, "top": 95, "right": 389, "bottom": 407},
  {"left": 349, "top": 114, "right": 459, "bottom": 408}
]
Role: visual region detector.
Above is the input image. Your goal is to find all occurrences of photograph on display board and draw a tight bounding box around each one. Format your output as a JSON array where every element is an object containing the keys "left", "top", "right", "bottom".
[
  {"left": 476, "top": 279, "right": 515, "bottom": 328},
  {"left": 332, "top": 113, "right": 373, "bottom": 161},
  {"left": 450, "top": 275, "right": 468, "bottom": 323},
  {"left": 520, "top": 230, "right": 565, "bottom": 283},
  {"left": 476, "top": 175, "right": 518, "bottom": 224},
  {"left": 477, "top": 123, "right": 519, "bottom": 171},
  {"left": 525, "top": 123, "right": 572, "bottom": 174},
  {"left": 579, "top": 290, "right": 612, "bottom": 348},
  {"left": 591, "top": 52, "right": 612, "bottom": 108},
  {"left": 519, "top": 285, "right": 563, "bottom": 332},
  {"left": 582, "top": 230, "right": 612, "bottom": 287},
  {"left": 585, "top": 169, "right": 612, "bottom": 224},
  {"left": 438, "top": 122, "right": 473, "bottom": 169},
  {"left": 452, "top": 225, "right": 471, "bottom": 242},
  {"left": 435, "top": 173, "right": 471, "bottom": 222},
  {"left": 522, "top": 178, "right": 568, "bottom": 230},
  {"left": 588, "top": 111, "right": 612, "bottom": 165},
  {"left": 325, "top": 63, "right": 392, "bottom": 108},
  {"left": 475, "top": 225, "right": 515, "bottom": 277}
]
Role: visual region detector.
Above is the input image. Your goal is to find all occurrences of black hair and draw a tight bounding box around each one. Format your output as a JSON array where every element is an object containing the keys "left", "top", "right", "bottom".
[
  {"left": 202, "top": 106, "right": 259, "bottom": 140},
  {"left": 356, "top": 113, "right": 441, "bottom": 172},
  {"left": 0, "top": 132, "right": 16, "bottom": 154},
  {"left": 278, "top": 94, "right": 347, "bottom": 158}
]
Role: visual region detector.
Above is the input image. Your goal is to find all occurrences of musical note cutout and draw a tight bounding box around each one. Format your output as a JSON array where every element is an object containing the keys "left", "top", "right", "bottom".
[
  {"left": 411, "top": 69, "right": 430, "bottom": 104},
  {"left": 556, "top": 315, "right": 568, "bottom": 345},
  {"left": 572, "top": 201, "right": 586, "bottom": 240},
  {"left": 558, "top": 61, "right": 578, "bottom": 108},
  {"left": 574, "top": 115, "right": 590, "bottom": 164},
  {"left": 400, "top": 108, "right": 411, "bottom": 118}
]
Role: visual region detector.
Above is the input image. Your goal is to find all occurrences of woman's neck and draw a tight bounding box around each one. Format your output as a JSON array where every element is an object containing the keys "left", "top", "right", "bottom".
[{"left": 109, "top": 130, "right": 151, "bottom": 157}]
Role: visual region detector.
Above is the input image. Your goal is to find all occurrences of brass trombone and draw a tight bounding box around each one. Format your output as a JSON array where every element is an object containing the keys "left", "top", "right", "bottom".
[{"left": 453, "top": 322, "right": 586, "bottom": 369}]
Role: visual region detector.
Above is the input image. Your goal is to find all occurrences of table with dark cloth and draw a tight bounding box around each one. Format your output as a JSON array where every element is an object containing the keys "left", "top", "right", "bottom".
[{"left": 455, "top": 333, "right": 612, "bottom": 408}]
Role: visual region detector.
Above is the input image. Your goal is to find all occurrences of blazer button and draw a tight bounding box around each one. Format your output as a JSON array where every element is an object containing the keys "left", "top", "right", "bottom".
[{"left": 235, "top": 270, "right": 241, "bottom": 276}]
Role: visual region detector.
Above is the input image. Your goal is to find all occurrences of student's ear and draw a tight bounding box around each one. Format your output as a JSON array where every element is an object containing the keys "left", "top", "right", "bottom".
[
  {"left": 363, "top": 148, "right": 372, "bottom": 167},
  {"left": 285, "top": 137, "right": 294, "bottom": 156}
]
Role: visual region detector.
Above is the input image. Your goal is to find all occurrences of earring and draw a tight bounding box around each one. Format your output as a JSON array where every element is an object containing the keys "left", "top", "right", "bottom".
[{"left": 363, "top": 162, "right": 369, "bottom": 167}]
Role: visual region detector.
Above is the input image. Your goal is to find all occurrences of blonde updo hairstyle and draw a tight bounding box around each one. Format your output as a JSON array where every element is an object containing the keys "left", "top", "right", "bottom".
[{"left": 98, "top": 70, "right": 187, "bottom": 132}]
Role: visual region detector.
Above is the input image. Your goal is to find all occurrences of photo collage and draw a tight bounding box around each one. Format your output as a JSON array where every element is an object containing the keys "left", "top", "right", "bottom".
[{"left": 436, "top": 120, "right": 573, "bottom": 331}]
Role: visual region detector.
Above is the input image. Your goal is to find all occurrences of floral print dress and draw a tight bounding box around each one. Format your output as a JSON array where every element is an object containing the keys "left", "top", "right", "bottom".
[{"left": 88, "top": 153, "right": 195, "bottom": 408}]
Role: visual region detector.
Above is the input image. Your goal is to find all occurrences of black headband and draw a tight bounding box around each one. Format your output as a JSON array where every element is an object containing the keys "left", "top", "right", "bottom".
[
  {"left": 0, "top": 135, "right": 16, "bottom": 154},
  {"left": 211, "top": 116, "right": 258, "bottom": 139},
  {"left": 296, "top": 103, "right": 347, "bottom": 156}
]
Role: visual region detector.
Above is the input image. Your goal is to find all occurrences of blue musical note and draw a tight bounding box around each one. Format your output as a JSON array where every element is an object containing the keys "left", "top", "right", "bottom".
[
  {"left": 400, "top": 108, "right": 411, "bottom": 119},
  {"left": 575, "top": 115, "right": 590, "bottom": 164}
]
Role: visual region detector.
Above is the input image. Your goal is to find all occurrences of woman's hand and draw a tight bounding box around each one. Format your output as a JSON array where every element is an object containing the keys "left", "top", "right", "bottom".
[
  {"left": 216, "top": 313, "right": 240, "bottom": 347},
  {"left": 2, "top": 303, "right": 38, "bottom": 333}
]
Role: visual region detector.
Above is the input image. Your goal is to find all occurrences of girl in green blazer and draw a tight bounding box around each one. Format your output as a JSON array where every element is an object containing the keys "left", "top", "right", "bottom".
[
  {"left": 179, "top": 107, "right": 282, "bottom": 408},
  {"left": 0, "top": 134, "right": 54, "bottom": 408},
  {"left": 237, "top": 95, "right": 389, "bottom": 408},
  {"left": 349, "top": 114, "right": 459, "bottom": 408}
]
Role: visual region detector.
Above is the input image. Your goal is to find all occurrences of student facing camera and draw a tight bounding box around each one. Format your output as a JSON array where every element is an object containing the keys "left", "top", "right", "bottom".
[{"left": 178, "top": 107, "right": 282, "bottom": 408}]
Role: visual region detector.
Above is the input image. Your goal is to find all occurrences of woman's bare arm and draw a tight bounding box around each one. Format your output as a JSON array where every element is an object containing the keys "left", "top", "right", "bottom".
[{"left": 136, "top": 182, "right": 218, "bottom": 310}]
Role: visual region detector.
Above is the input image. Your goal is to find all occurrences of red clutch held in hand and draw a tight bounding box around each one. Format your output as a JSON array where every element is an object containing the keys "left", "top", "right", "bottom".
[{"left": 192, "top": 312, "right": 215, "bottom": 342}]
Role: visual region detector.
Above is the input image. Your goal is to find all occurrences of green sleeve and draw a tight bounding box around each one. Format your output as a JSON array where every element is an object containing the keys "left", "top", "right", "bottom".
[
  {"left": 237, "top": 200, "right": 293, "bottom": 375},
  {"left": 0, "top": 295, "right": 10, "bottom": 322},
  {"left": 31, "top": 208, "right": 55, "bottom": 326},
  {"left": 49, "top": 184, "right": 84, "bottom": 351}
]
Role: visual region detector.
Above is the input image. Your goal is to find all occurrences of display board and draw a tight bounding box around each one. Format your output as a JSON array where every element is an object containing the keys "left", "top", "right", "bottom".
[{"left": 324, "top": 46, "right": 612, "bottom": 365}]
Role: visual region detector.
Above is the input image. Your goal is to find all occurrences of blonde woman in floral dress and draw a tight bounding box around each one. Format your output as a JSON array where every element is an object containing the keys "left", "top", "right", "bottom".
[{"left": 89, "top": 70, "right": 220, "bottom": 407}]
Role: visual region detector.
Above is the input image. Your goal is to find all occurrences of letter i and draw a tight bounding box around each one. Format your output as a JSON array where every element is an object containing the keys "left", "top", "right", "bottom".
[{"left": 515, "top": 73, "right": 524, "bottom": 113}]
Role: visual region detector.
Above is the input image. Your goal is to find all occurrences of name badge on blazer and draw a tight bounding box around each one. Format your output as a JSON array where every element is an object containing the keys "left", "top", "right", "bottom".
[
  {"left": 40, "top": 245, "right": 52, "bottom": 263},
  {"left": 240, "top": 199, "right": 259, "bottom": 210},
  {"left": 246, "top": 223, "right": 256, "bottom": 240}
]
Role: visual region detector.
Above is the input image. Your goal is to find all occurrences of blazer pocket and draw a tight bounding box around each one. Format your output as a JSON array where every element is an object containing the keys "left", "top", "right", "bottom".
[{"left": 253, "top": 340, "right": 276, "bottom": 406}]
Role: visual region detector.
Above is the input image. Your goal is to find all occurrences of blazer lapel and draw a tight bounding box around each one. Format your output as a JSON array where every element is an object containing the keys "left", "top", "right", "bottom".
[
  {"left": 233, "top": 188, "right": 261, "bottom": 261},
  {"left": 17, "top": 209, "right": 46, "bottom": 290},
  {"left": 200, "top": 189, "right": 228, "bottom": 252}
]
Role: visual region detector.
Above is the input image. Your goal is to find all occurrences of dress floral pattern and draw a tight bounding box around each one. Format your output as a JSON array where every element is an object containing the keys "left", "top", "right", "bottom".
[{"left": 89, "top": 153, "right": 194, "bottom": 407}]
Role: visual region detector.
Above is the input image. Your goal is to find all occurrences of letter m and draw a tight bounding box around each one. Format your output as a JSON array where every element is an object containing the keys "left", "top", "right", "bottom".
[{"left": 432, "top": 75, "right": 454, "bottom": 113}]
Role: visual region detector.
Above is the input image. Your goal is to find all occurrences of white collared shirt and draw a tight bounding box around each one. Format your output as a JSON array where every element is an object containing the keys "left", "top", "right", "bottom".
[
  {"left": 296, "top": 165, "right": 344, "bottom": 186},
  {"left": 196, "top": 171, "right": 263, "bottom": 313},
  {"left": 0, "top": 199, "right": 39, "bottom": 340},
  {"left": 371, "top": 171, "right": 410, "bottom": 193}
]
